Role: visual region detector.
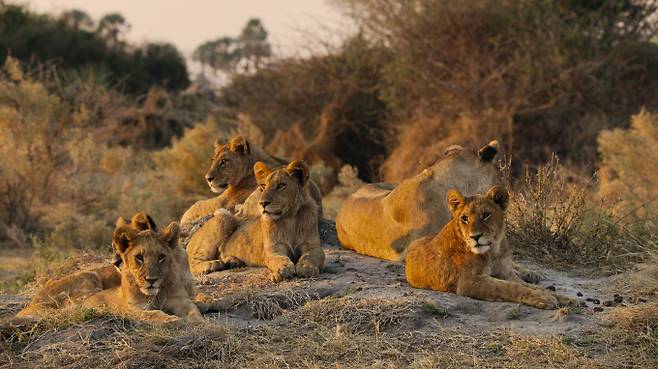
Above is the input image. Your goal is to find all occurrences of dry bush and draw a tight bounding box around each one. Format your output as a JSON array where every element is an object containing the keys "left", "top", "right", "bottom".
[
  {"left": 598, "top": 109, "right": 658, "bottom": 218},
  {"left": 380, "top": 113, "right": 505, "bottom": 182},
  {"left": 322, "top": 165, "right": 365, "bottom": 219},
  {"left": 338, "top": 0, "right": 658, "bottom": 174},
  {"left": 506, "top": 155, "right": 656, "bottom": 272}
]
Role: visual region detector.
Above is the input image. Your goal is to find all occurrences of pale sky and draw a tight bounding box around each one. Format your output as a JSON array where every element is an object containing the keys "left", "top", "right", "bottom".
[{"left": 14, "top": 0, "right": 349, "bottom": 60}]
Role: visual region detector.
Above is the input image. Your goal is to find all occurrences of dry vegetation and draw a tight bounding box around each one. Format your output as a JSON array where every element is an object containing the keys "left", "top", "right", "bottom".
[{"left": 1, "top": 0, "right": 658, "bottom": 367}]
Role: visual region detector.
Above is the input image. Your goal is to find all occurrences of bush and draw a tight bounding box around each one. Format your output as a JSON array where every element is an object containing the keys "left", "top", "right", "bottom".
[
  {"left": 506, "top": 155, "right": 656, "bottom": 273},
  {"left": 338, "top": 0, "right": 658, "bottom": 174},
  {"left": 598, "top": 109, "right": 658, "bottom": 217}
]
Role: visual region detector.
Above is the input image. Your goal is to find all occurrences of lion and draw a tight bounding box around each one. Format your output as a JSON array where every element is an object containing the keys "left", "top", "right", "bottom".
[
  {"left": 180, "top": 135, "right": 323, "bottom": 224},
  {"left": 186, "top": 160, "right": 325, "bottom": 281},
  {"left": 17, "top": 217, "right": 204, "bottom": 323},
  {"left": 335, "top": 140, "right": 538, "bottom": 283},
  {"left": 405, "top": 186, "right": 576, "bottom": 309}
]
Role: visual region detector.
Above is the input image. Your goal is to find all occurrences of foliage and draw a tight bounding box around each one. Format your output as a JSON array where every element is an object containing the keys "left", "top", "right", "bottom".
[
  {"left": 336, "top": 0, "right": 658, "bottom": 173},
  {"left": 221, "top": 34, "right": 391, "bottom": 181},
  {"left": 193, "top": 18, "right": 272, "bottom": 75},
  {"left": 506, "top": 155, "right": 656, "bottom": 273},
  {"left": 598, "top": 109, "right": 658, "bottom": 217},
  {"left": 0, "top": 3, "right": 189, "bottom": 94}
]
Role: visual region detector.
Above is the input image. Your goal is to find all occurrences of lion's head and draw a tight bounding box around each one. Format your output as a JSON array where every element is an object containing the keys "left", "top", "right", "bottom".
[
  {"left": 253, "top": 160, "right": 311, "bottom": 220},
  {"left": 112, "top": 222, "right": 180, "bottom": 296},
  {"left": 447, "top": 185, "right": 508, "bottom": 255},
  {"left": 112, "top": 212, "right": 158, "bottom": 269},
  {"left": 205, "top": 136, "right": 252, "bottom": 194}
]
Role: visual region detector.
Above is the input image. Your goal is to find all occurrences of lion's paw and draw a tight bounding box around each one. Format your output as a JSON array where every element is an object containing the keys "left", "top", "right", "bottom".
[
  {"left": 295, "top": 261, "right": 320, "bottom": 278},
  {"left": 528, "top": 292, "right": 559, "bottom": 310},
  {"left": 554, "top": 294, "right": 579, "bottom": 307},
  {"left": 518, "top": 270, "right": 541, "bottom": 284},
  {"left": 270, "top": 262, "right": 296, "bottom": 282}
]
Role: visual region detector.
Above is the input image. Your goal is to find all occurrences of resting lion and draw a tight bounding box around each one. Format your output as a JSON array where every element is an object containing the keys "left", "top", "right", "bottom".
[
  {"left": 336, "top": 141, "right": 502, "bottom": 262},
  {"left": 186, "top": 160, "right": 325, "bottom": 281},
  {"left": 405, "top": 186, "right": 575, "bottom": 309},
  {"left": 18, "top": 219, "right": 203, "bottom": 323},
  {"left": 180, "top": 136, "right": 323, "bottom": 224}
]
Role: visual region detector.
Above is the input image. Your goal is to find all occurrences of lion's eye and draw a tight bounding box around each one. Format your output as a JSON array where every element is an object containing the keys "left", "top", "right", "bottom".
[
  {"left": 219, "top": 159, "right": 227, "bottom": 167},
  {"left": 277, "top": 183, "right": 286, "bottom": 190},
  {"left": 482, "top": 212, "right": 491, "bottom": 220},
  {"left": 158, "top": 254, "right": 166, "bottom": 263},
  {"left": 259, "top": 184, "right": 266, "bottom": 191},
  {"left": 460, "top": 215, "right": 469, "bottom": 224},
  {"left": 135, "top": 254, "right": 144, "bottom": 263}
]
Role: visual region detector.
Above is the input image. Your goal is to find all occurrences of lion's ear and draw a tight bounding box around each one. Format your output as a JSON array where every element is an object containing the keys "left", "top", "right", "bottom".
[
  {"left": 478, "top": 140, "right": 499, "bottom": 162},
  {"left": 214, "top": 138, "right": 224, "bottom": 147},
  {"left": 286, "top": 160, "right": 309, "bottom": 186},
  {"left": 113, "top": 226, "right": 137, "bottom": 255},
  {"left": 131, "top": 212, "right": 157, "bottom": 232},
  {"left": 161, "top": 222, "right": 180, "bottom": 249},
  {"left": 447, "top": 189, "right": 465, "bottom": 214},
  {"left": 229, "top": 136, "right": 250, "bottom": 156},
  {"left": 253, "top": 161, "right": 270, "bottom": 184},
  {"left": 486, "top": 185, "right": 509, "bottom": 211},
  {"left": 115, "top": 216, "right": 130, "bottom": 228}
]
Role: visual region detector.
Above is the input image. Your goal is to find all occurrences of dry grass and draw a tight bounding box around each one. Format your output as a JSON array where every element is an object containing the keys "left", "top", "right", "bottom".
[
  {"left": 506, "top": 154, "right": 657, "bottom": 273},
  {"left": 3, "top": 294, "right": 657, "bottom": 369}
]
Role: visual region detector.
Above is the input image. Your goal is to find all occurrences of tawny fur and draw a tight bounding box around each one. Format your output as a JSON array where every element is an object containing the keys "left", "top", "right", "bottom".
[
  {"left": 405, "top": 186, "right": 575, "bottom": 309},
  {"left": 180, "top": 136, "right": 323, "bottom": 224},
  {"left": 336, "top": 141, "right": 500, "bottom": 261},
  {"left": 18, "top": 221, "right": 203, "bottom": 324},
  {"left": 186, "top": 160, "right": 325, "bottom": 282}
]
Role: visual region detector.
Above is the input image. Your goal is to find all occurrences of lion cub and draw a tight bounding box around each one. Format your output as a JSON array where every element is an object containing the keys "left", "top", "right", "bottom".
[
  {"left": 186, "top": 160, "right": 325, "bottom": 281},
  {"left": 18, "top": 222, "right": 204, "bottom": 323},
  {"left": 405, "top": 186, "right": 574, "bottom": 309}
]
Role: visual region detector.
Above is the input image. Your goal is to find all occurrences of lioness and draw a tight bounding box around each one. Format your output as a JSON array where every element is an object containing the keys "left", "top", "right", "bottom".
[
  {"left": 336, "top": 141, "right": 501, "bottom": 262},
  {"left": 405, "top": 186, "right": 574, "bottom": 309},
  {"left": 180, "top": 136, "right": 323, "bottom": 223},
  {"left": 186, "top": 160, "right": 325, "bottom": 281},
  {"left": 18, "top": 221, "right": 204, "bottom": 323}
]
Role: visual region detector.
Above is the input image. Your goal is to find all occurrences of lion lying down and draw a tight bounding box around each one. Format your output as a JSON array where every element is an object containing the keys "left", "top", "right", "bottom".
[
  {"left": 336, "top": 140, "right": 538, "bottom": 283},
  {"left": 405, "top": 186, "right": 576, "bottom": 309},
  {"left": 180, "top": 135, "right": 323, "bottom": 224},
  {"left": 17, "top": 216, "right": 207, "bottom": 324},
  {"left": 186, "top": 160, "right": 325, "bottom": 281}
]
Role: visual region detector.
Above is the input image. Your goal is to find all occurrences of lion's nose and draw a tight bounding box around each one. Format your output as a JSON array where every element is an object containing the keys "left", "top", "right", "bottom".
[
  {"left": 259, "top": 200, "right": 271, "bottom": 208},
  {"left": 470, "top": 233, "right": 482, "bottom": 242},
  {"left": 205, "top": 175, "right": 215, "bottom": 183},
  {"left": 145, "top": 277, "right": 157, "bottom": 285}
]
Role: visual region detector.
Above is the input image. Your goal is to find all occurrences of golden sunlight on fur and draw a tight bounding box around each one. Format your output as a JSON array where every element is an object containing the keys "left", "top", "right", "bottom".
[
  {"left": 179, "top": 136, "right": 323, "bottom": 224},
  {"left": 186, "top": 160, "right": 324, "bottom": 281},
  {"left": 18, "top": 218, "right": 204, "bottom": 324},
  {"left": 336, "top": 141, "right": 504, "bottom": 260},
  {"left": 405, "top": 186, "right": 576, "bottom": 309}
]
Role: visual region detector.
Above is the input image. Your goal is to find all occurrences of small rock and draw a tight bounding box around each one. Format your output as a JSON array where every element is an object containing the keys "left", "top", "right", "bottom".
[
  {"left": 613, "top": 294, "right": 623, "bottom": 303},
  {"left": 638, "top": 297, "right": 648, "bottom": 303},
  {"left": 576, "top": 292, "right": 583, "bottom": 297},
  {"left": 593, "top": 306, "right": 604, "bottom": 312},
  {"left": 546, "top": 285, "right": 556, "bottom": 292},
  {"left": 586, "top": 298, "right": 600, "bottom": 304},
  {"left": 579, "top": 301, "right": 587, "bottom": 307},
  {"left": 603, "top": 300, "right": 614, "bottom": 307}
]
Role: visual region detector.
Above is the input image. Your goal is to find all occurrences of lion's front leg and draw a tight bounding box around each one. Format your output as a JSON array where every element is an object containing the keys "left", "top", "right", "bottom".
[
  {"left": 294, "top": 239, "right": 325, "bottom": 278},
  {"left": 165, "top": 297, "right": 204, "bottom": 323},
  {"left": 264, "top": 243, "right": 296, "bottom": 282},
  {"left": 187, "top": 213, "right": 239, "bottom": 276},
  {"left": 458, "top": 275, "right": 559, "bottom": 309}
]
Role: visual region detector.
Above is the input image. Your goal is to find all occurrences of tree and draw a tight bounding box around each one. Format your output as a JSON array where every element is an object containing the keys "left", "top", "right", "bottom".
[
  {"left": 193, "top": 18, "right": 271, "bottom": 76},
  {"left": 61, "top": 9, "right": 93, "bottom": 30},
  {"left": 96, "top": 12, "right": 129, "bottom": 49}
]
